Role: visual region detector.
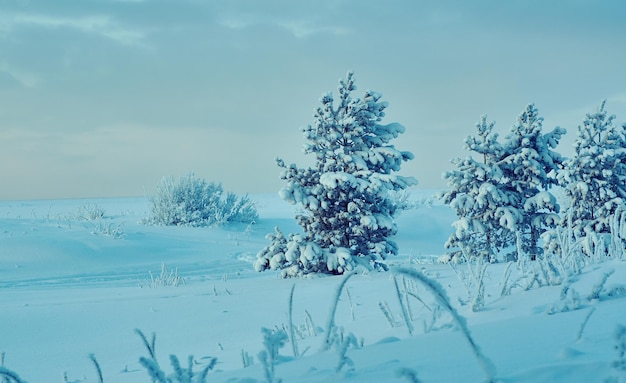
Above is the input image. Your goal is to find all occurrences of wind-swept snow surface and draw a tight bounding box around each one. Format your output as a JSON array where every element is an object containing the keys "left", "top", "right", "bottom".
[{"left": 1, "top": 194, "right": 625, "bottom": 382}]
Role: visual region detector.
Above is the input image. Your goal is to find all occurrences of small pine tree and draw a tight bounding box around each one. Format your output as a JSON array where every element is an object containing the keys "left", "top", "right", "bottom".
[
  {"left": 441, "top": 115, "right": 514, "bottom": 261},
  {"left": 558, "top": 100, "right": 626, "bottom": 237},
  {"left": 499, "top": 104, "right": 565, "bottom": 260},
  {"left": 255, "top": 72, "right": 417, "bottom": 277}
]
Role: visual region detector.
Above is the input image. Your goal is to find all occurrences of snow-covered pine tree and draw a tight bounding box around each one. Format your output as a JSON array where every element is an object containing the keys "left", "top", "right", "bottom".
[
  {"left": 558, "top": 100, "right": 626, "bottom": 237},
  {"left": 499, "top": 104, "right": 565, "bottom": 260},
  {"left": 255, "top": 72, "right": 417, "bottom": 277},
  {"left": 441, "top": 115, "right": 513, "bottom": 262}
]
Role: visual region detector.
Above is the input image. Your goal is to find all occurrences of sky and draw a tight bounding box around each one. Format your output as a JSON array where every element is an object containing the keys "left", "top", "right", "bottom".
[{"left": 1, "top": 0, "right": 626, "bottom": 200}]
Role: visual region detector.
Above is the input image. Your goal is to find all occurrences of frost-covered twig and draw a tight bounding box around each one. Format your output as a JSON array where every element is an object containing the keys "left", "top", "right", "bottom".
[
  {"left": 576, "top": 307, "right": 595, "bottom": 342},
  {"left": 547, "top": 283, "right": 580, "bottom": 315},
  {"left": 393, "top": 276, "right": 414, "bottom": 335},
  {"left": 345, "top": 287, "right": 356, "bottom": 321},
  {"left": 138, "top": 357, "right": 168, "bottom": 383},
  {"left": 423, "top": 304, "right": 442, "bottom": 334},
  {"left": 241, "top": 349, "right": 254, "bottom": 368},
  {"left": 499, "top": 261, "right": 514, "bottom": 297},
  {"left": 394, "top": 267, "right": 497, "bottom": 383},
  {"left": 305, "top": 310, "right": 317, "bottom": 337},
  {"left": 321, "top": 271, "right": 357, "bottom": 351},
  {"left": 587, "top": 269, "right": 615, "bottom": 301},
  {"left": 396, "top": 367, "right": 422, "bottom": 383},
  {"left": 258, "top": 327, "right": 287, "bottom": 383},
  {"left": 139, "top": 350, "right": 215, "bottom": 383},
  {"left": 450, "top": 250, "right": 488, "bottom": 311},
  {"left": 135, "top": 329, "right": 158, "bottom": 364},
  {"left": 89, "top": 354, "right": 104, "bottom": 383},
  {"left": 333, "top": 328, "right": 359, "bottom": 373},
  {"left": 612, "top": 324, "right": 626, "bottom": 372},
  {"left": 0, "top": 367, "right": 26, "bottom": 383},
  {"left": 288, "top": 284, "right": 299, "bottom": 358},
  {"left": 379, "top": 301, "right": 399, "bottom": 328}
]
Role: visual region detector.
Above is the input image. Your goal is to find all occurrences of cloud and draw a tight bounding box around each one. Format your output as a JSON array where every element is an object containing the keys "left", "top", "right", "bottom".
[
  {"left": 217, "top": 1, "right": 353, "bottom": 40},
  {"left": 0, "top": 61, "right": 39, "bottom": 87},
  {"left": 219, "top": 14, "right": 352, "bottom": 38},
  {"left": 277, "top": 20, "right": 351, "bottom": 38},
  {"left": 5, "top": 12, "right": 147, "bottom": 47}
]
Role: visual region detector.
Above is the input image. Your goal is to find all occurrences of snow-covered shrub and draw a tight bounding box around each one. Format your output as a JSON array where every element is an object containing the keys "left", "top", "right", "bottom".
[
  {"left": 449, "top": 251, "right": 488, "bottom": 311},
  {"left": 89, "top": 220, "right": 126, "bottom": 239},
  {"left": 588, "top": 269, "right": 615, "bottom": 301},
  {"left": 60, "top": 203, "right": 126, "bottom": 239},
  {"left": 256, "top": 72, "right": 417, "bottom": 276},
  {"left": 144, "top": 173, "right": 258, "bottom": 227},
  {"left": 139, "top": 263, "right": 186, "bottom": 288},
  {"left": 388, "top": 189, "right": 422, "bottom": 213},
  {"left": 547, "top": 283, "right": 581, "bottom": 315},
  {"left": 72, "top": 202, "right": 106, "bottom": 221}
]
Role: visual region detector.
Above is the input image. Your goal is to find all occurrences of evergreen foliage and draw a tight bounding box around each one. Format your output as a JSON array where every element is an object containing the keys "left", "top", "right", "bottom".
[
  {"left": 255, "top": 72, "right": 416, "bottom": 276},
  {"left": 558, "top": 100, "right": 626, "bottom": 237},
  {"left": 441, "top": 115, "right": 512, "bottom": 261},
  {"left": 499, "top": 104, "right": 565, "bottom": 260},
  {"left": 441, "top": 104, "right": 565, "bottom": 262}
]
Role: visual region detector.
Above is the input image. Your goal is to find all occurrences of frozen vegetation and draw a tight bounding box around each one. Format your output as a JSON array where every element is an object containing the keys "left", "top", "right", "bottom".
[
  {"left": 144, "top": 173, "right": 258, "bottom": 228},
  {"left": 2, "top": 76, "right": 626, "bottom": 383}
]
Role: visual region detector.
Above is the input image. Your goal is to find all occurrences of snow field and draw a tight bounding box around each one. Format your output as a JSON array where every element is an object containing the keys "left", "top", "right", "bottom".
[{"left": 1, "top": 195, "right": 625, "bottom": 382}]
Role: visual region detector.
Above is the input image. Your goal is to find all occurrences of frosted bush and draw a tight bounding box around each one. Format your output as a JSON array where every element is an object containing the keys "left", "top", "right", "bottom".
[
  {"left": 144, "top": 173, "right": 258, "bottom": 227},
  {"left": 139, "top": 263, "right": 186, "bottom": 288},
  {"left": 73, "top": 202, "right": 106, "bottom": 221}
]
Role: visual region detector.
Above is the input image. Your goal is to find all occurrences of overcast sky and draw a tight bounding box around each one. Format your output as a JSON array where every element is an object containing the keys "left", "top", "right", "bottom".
[{"left": 1, "top": 0, "right": 625, "bottom": 200}]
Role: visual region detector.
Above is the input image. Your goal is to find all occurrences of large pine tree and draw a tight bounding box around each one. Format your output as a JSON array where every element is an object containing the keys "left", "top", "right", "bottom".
[
  {"left": 255, "top": 72, "right": 417, "bottom": 277},
  {"left": 499, "top": 104, "right": 565, "bottom": 260},
  {"left": 441, "top": 115, "right": 513, "bottom": 262},
  {"left": 558, "top": 100, "right": 626, "bottom": 236}
]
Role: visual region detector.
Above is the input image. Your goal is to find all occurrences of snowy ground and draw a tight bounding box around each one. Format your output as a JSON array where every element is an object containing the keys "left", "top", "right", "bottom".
[{"left": 1, "top": 193, "right": 625, "bottom": 382}]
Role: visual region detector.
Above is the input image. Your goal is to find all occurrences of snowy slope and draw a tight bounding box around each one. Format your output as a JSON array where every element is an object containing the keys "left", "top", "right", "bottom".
[{"left": 1, "top": 194, "right": 625, "bottom": 382}]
